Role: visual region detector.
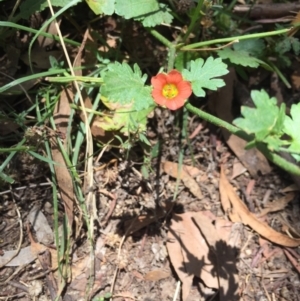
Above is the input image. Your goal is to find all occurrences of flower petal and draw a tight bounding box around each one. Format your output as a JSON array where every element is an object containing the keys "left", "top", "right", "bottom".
[
  {"left": 165, "top": 97, "right": 186, "bottom": 110},
  {"left": 166, "top": 70, "right": 183, "bottom": 84},
  {"left": 151, "top": 89, "right": 167, "bottom": 107},
  {"left": 176, "top": 81, "right": 192, "bottom": 99},
  {"left": 151, "top": 70, "right": 192, "bottom": 110},
  {"left": 151, "top": 73, "right": 167, "bottom": 90}
]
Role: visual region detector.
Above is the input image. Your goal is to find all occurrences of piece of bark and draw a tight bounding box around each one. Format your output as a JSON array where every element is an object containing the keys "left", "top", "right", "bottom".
[{"left": 233, "top": 4, "right": 300, "bottom": 20}]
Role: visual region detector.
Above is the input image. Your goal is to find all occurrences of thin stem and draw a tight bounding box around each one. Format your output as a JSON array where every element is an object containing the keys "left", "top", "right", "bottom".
[
  {"left": 181, "top": 28, "right": 291, "bottom": 50},
  {"left": 0, "top": 146, "right": 33, "bottom": 152},
  {"left": 173, "top": 106, "right": 189, "bottom": 201},
  {"left": 185, "top": 102, "right": 250, "bottom": 139},
  {"left": 267, "top": 60, "right": 291, "bottom": 88},
  {"left": 0, "top": 21, "right": 81, "bottom": 47},
  {"left": 185, "top": 102, "right": 300, "bottom": 176},
  {"left": 182, "top": 0, "right": 205, "bottom": 42},
  {"left": 147, "top": 28, "right": 173, "bottom": 48},
  {"left": 167, "top": 46, "right": 176, "bottom": 72},
  {"left": 256, "top": 144, "right": 300, "bottom": 176}
]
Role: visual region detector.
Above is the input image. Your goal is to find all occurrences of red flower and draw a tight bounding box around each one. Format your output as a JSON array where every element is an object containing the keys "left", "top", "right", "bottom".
[{"left": 151, "top": 70, "right": 192, "bottom": 110}]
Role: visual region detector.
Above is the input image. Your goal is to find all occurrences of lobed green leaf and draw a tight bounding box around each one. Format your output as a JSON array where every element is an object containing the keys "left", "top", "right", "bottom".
[
  {"left": 135, "top": 3, "right": 173, "bottom": 27},
  {"left": 218, "top": 48, "right": 263, "bottom": 68},
  {"left": 100, "top": 62, "right": 154, "bottom": 111},
  {"left": 284, "top": 103, "right": 300, "bottom": 159},
  {"left": 182, "top": 57, "right": 229, "bottom": 97},
  {"left": 115, "top": 0, "right": 159, "bottom": 19},
  {"left": 86, "top": 0, "right": 115, "bottom": 15}
]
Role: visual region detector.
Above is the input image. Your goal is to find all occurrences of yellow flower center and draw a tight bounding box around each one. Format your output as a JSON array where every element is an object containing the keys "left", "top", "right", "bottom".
[{"left": 162, "top": 83, "right": 178, "bottom": 99}]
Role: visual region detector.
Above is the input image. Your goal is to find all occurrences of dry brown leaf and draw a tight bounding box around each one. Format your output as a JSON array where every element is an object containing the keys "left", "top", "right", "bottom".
[
  {"left": 21, "top": 48, "right": 62, "bottom": 69},
  {"left": 144, "top": 269, "right": 170, "bottom": 281},
  {"left": 219, "top": 171, "right": 241, "bottom": 223},
  {"left": 258, "top": 193, "right": 295, "bottom": 217},
  {"left": 167, "top": 212, "right": 219, "bottom": 301},
  {"left": 280, "top": 184, "right": 299, "bottom": 193},
  {"left": 27, "top": 224, "right": 58, "bottom": 270},
  {"left": 37, "top": 17, "right": 61, "bottom": 48},
  {"left": 21, "top": 18, "right": 62, "bottom": 69},
  {"left": 208, "top": 69, "right": 271, "bottom": 177},
  {"left": 52, "top": 87, "right": 75, "bottom": 229},
  {"left": 231, "top": 159, "right": 247, "bottom": 179},
  {"left": 162, "top": 161, "right": 203, "bottom": 199},
  {"left": 219, "top": 165, "right": 300, "bottom": 247},
  {"left": 192, "top": 215, "right": 239, "bottom": 301},
  {"left": 182, "top": 165, "right": 202, "bottom": 177}
]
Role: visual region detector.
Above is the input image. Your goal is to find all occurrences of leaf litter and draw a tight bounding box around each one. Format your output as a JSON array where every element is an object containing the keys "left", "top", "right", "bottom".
[
  {"left": 2, "top": 9, "right": 300, "bottom": 301},
  {"left": 167, "top": 211, "right": 239, "bottom": 301},
  {"left": 3, "top": 102, "right": 300, "bottom": 300}
]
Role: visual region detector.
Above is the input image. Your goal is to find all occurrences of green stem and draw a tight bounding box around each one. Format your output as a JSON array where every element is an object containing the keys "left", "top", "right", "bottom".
[
  {"left": 0, "top": 146, "right": 33, "bottom": 152},
  {"left": 267, "top": 60, "right": 291, "bottom": 88},
  {"left": 147, "top": 28, "right": 173, "bottom": 48},
  {"left": 185, "top": 102, "right": 300, "bottom": 176},
  {"left": 167, "top": 45, "right": 176, "bottom": 72},
  {"left": 256, "top": 144, "right": 300, "bottom": 176},
  {"left": 0, "top": 21, "right": 80, "bottom": 47},
  {"left": 185, "top": 102, "right": 250, "bottom": 139},
  {"left": 181, "top": 28, "right": 291, "bottom": 50},
  {"left": 147, "top": 29, "right": 177, "bottom": 71},
  {"left": 46, "top": 75, "right": 103, "bottom": 83},
  {"left": 182, "top": 0, "right": 205, "bottom": 42}
]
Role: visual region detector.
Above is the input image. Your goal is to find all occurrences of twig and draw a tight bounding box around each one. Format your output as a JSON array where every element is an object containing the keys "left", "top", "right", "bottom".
[
  {"left": 110, "top": 221, "right": 135, "bottom": 296},
  {"left": 7, "top": 281, "right": 29, "bottom": 293},
  {"left": 0, "top": 182, "right": 52, "bottom": 196},
  {"left": 172, "top": 281, "right": 181, "bottom": 301}
]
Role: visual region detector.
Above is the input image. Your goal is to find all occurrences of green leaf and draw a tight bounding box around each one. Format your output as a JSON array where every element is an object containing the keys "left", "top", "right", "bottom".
[
  {"left": 233, "top": 90, "right": 286, "bottom": 151},
  {"left": 291, "top": 37, "right": 300, "bottom": 55},
  {"left": 135, "top": 3, "right": 173, "bottom": 27},
  {"left": 217, "top": 48, "right": 262, "bottom": 68},
  {"left": 115, "top": 0, "right": 159, "bottom": 19},
  {"left": 175, "top": 52, "right": 199, "bottom": 71},
  {"left": 86, "top": 0, "right": 115, "bottom": 15},
  {"left": 273, "top": 102, "right": 286, "bottom": 134},
  {"left": 19, "top": 0, "right": 79, "bottom": 19},
  {"left": 97, "top": 106, "right": 154, "bottom": 134},
  {"left": 233, "top": 39, "right": 265, "bottom": 57},
  {"left": 275, "top": 38, "right": 291, "bottom": 54},
  {"left": 0, "top": 172, "right": 14, "bottom": 184},
  {"left": 100, "top": 62, "right": 154, "bottom": 111},
  {"left": 284, "top": 103, "right": 300, "bottom": 156},
  {"left": 182, "top": 57, "right": 229, "bottom": 97},
  {"left": 118, "top": 105, "right": 155, "bottom": 134}
]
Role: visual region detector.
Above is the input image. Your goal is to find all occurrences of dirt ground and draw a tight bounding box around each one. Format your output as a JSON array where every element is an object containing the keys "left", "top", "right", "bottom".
[
  {"left": 1, "top": 3, "right": 300, "bottom": 301},
  {"left": 1, "top": 106, "right": 300, "bottom": 300}
]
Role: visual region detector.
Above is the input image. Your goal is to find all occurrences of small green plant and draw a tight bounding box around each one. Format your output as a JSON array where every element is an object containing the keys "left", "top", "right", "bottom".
[
  {"left": 233, "top": 90, "right": 300, "bottom": 161},
  {"left": 1, "top": 1, "right": 300, "bottom": 298},
  {"left": 1, "top": 0, "right": 300, "bottom": 177}
]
